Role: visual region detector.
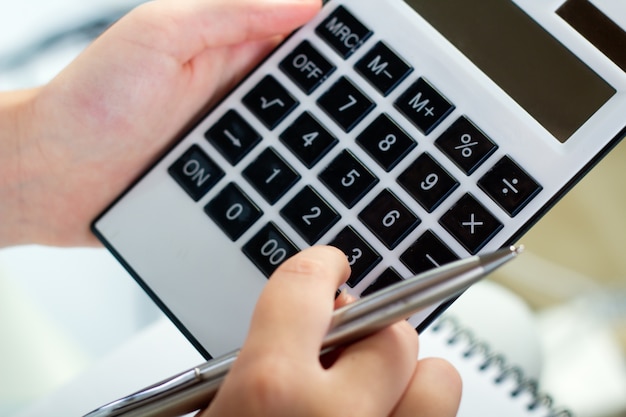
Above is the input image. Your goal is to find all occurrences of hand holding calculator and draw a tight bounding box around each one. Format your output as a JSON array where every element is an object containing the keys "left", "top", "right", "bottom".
[{"left": 93, "top": 0, "right": 626, "bottom": 359}]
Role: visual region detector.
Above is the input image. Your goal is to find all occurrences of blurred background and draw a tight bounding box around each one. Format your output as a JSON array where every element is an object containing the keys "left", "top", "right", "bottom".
[{"left": 1, "top": 0, "right": 625, "bottom": 416}]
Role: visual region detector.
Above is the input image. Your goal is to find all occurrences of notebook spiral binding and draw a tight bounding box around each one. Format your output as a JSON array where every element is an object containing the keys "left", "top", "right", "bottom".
[{"left": 431, "top": 315, "right": 574, "bottom": 417}]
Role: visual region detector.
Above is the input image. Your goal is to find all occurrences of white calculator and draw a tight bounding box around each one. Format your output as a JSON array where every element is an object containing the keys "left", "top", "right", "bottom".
[{"left": 93, "top": 0, "right": 626, "bottom": 359}]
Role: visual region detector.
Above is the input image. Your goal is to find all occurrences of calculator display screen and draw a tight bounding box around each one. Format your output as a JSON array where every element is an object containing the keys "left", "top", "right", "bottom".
[{"left": 407, "top": 0, "right": 617, "bottom": 143}]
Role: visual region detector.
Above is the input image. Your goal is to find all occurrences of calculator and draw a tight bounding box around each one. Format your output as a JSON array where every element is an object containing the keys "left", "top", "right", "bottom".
[{"left": 93, "top": 0, "right": 626, "bottom": 359}]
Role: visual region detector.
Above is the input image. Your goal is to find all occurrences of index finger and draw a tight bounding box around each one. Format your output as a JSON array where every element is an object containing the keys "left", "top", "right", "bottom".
[{"left": 242, "top": 245, "right": 350, "bottom": 361}]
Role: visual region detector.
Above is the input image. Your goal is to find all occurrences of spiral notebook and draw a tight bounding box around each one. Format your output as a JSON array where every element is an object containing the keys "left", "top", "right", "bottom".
[{"left": 420, "top": 315, "right": 573, "bottom": 417}]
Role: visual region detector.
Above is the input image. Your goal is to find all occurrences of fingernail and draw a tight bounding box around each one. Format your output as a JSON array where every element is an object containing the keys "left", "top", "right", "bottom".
[{"left": 337, "top": 289, "right": 356, "bottom": 304}]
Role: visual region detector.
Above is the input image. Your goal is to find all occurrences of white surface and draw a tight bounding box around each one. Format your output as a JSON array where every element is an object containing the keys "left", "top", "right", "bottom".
[
  {"left": 0, "top": 246, "right": 159, "bottom": 357},
  {"left": 13, "top": 318, "right": 202, "bottom": 417},
  {"left": 0, "top": 268, "right": 90, "bottom": 413},
  {"left": 0, "top": 246, "right": 163, "bottom": 416},
  {"left": 538, "top": 297, "right": 626, "bottom": 417}
]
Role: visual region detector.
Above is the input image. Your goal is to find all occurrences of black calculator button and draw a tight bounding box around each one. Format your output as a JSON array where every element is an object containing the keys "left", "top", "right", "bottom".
[
  {"left": 242, "top": 222, "right": 299, "bottom": 277},
  {"left": 318, "top": 149, "right": 379, "bottom": 208},
  {"left": 435, "top": 116, "right": 498, "bottom": 175},
  {"left": 397, "top": 153, "right": 459, "bottom": 213},
  {"left": 354, "top": 41, "right": 413, "bottom": 96},
  {"left": 279, "top": 40, "right": 336, "bottom": 94},
  {"left": 205, "top": 110, "right": 262, "bottom": 165},
  {"left": 242, "top": 75, "right": 299, "bottom": 130},
  {"left": 204, "top": 183, "right": 263, "bottom": 241},
  {"left": 168, "top": 144, "right": 224, "bottom": 202},
  {"left": 361, "top": 268, "right": 403, "bottom": 297},
  {"left": 242, "top": 147, "right": 300, "bottom": 204},
  {"left": 279, "top": 112, "right": 338, "bottom": 168},
  {"left": 358, "top": 189, "right": 421, "bottom": 249},
  {"left": 328, "top": 226, "right": 381, "bottom": 287},
  {"left": 395, "top": 78, "right": 455, "bottom": 135},
  {"left": 280, "top": 186, "right": 341, "bottom": 245},
  {"left": 439, "top": 194, "right": 503, "bottom": 254},
  {"left": 317, "top": 76, "right": 375, "bottom": 132},
  {"left": 356, "top": 113, "right": 417, "bottom": 172},
  {"left": 315, "top": 5, "right": 373, "bottom": 59},
  {"left": 478, "top": 156, "right": 542, "bottom": 217},
  {"left": 400, "top": 230, "right": 459, "bottom": 275}
]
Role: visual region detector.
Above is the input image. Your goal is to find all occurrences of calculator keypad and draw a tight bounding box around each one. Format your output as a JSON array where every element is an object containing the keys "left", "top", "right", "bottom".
[
  {"left": 242, "top": 223, "right": 299, "bottom": 277},
  {"left": 279, "top": 112, "right": 338, "bottom": 168},
  {"left": 242, "top": 75, "right": 299, "bottom": 130},
  {"left": 397, "top": 153, "right": 459, "bottom": 213},
  {"left": 315, "top": 5, "right": 373, "bottom": 58},
  {"left": 168, "top": 145, "right": 224, "bottom": 202},
  {"left": 279, "top": 40, "right": 336, "bottom": 94},
  {"left": 280, "top": 186, "right": 341, "bottom": 245},
  {"left": 318, "top": 149, "right": 379, "bottom": 208},
  {"left": 400, "top": 231, "right": 459, "bottom": 274},
  {"left": 205, "top": 183, "right": 263, "bottom": 241},
  {"left": 166, "top": 4, "right": 543, "bottom": 296},
  {"left": 395, "top": 77, "right": 455, "bottom": 135},
  {"left": 361, "top": 268, "right": 403, "bottom": 297},
  {"left": 439, "top": 194, "right": 503, "bottom": 254},
  {"left": 356, "top": 114, "right": 417, "bottom": 172},
  {"left": 327, "top": 226, "right": 381, "bottom": 287},
  {"left": 354, "top": 41, "right": 413, "bottom": 96},
  {"left": 478, "top": 156, "right": 543, "bottom": 217},
  {"left": 358, "top": 189, "right": 421, "bottom": 249},
  {"left": 317, "top": 76, "right": 375, "bottom": 132},
  {"left": 205, "top": 110, "right": 262, "bottom": 165},
  {"left": 435, "top": 116, "right": 498, "bottom": 175},
  {"left": 242, "top": 148, "right": 300, "bottom": 205}
]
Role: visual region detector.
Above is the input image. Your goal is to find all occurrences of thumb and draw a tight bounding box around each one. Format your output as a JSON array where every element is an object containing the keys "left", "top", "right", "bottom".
[{"left": 116, "top": 0, "right": 322, "bottom": 64}]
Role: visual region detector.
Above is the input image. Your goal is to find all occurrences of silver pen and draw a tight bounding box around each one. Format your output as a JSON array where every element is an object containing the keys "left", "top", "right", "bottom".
[{"left": 84, "top": 245, "right": 522, "bottom": 417}]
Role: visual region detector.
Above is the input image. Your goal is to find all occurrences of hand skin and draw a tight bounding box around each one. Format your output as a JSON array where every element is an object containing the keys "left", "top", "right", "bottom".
[
  {"left": 202, "top": 246, "right": 462, "bottom": 417},
  {"left": 0, "top": 0, "right": 321, "bottom": 247},
  {"left": 0, "top": 1, "right": 462, "bottom": 415}
]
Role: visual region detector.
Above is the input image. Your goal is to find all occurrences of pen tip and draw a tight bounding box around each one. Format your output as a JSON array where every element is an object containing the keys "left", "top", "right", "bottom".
[
  {"left": 479, "top": 244, "right": 524, "bottom": 274},
  {"left": 511, "top": 244, "right": 525, "bottom": 255}
]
